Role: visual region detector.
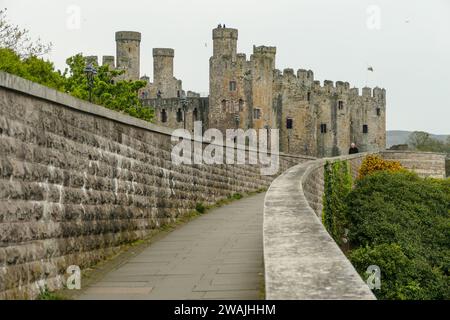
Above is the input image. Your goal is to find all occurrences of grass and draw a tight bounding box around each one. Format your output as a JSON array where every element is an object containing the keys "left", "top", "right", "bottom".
[{"left": 37, "top": 287, "right": 68, "bottom": 300}]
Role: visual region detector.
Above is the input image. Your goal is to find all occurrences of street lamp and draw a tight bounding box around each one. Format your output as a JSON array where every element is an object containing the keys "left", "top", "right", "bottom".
[
  {"left": 181, "top": 95, "right": 189, "bottom": 130},
  {"left": 84, "top": 63, "right": 97, "bottom": 102}
]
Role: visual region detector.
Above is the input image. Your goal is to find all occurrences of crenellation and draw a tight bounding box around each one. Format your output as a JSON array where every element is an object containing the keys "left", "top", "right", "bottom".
[
  {"left": 362, "top": 87, "right": 372, "bottom": 97},
  {"left": 350, "top": 87, "right": 359, "bottom": 96},
  {"left": 102, "top": 55, "right": 115, "bottom": 68},
  {"left": 85, "top": 55, "right": 99, "bottom": 66},
  {"left": 283, "top": 68, "right": 295, "bottom": 77}
]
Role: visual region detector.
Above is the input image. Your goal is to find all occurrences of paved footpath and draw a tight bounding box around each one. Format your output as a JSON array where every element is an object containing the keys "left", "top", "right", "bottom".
[{"left": 78, "top": 193, "right": 265, "bottom": 300}]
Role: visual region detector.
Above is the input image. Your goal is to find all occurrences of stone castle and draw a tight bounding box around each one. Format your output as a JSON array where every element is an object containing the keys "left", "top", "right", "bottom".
[{"left": 86, "top": 26, "right": 386, "bottom": 157}]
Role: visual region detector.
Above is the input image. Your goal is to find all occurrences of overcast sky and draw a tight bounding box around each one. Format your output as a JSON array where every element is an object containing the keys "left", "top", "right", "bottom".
[{"left": 2, "top": 0, "right": 449, "bottom": 134}]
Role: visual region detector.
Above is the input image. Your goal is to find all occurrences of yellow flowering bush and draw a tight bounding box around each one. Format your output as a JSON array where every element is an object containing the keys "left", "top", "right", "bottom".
[{"left": 358, "top": 155, "right": 404, "bottom": 179}]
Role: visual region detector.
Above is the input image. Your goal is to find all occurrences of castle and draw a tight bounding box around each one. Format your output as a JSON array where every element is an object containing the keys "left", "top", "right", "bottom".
[{"left": 86, "top": 26, "right": 386, "bottom": 157}]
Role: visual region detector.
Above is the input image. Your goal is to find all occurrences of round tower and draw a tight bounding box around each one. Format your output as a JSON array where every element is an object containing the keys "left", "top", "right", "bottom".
[
  {"left": 153, "top": 48, "right": 175, "bottom": 97},
  {"left": 212, "top": 27, "right": 238, "bottom": 58},
  {"left": 115, "top": 31, "right": 141, "bottom": 80}
]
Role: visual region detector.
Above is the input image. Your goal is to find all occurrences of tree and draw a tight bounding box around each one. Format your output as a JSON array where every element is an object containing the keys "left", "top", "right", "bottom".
[
  {"left": 63, "top": 54, "right": 153, "bottom": 121},
  {"left": 408, "top": 131, "right": 447, "bottom": 152},
  {"left": 0, "top": 48, "right": 65, "bottom": 90},
  {"left": 0, "top": 8, "right": 52, "bottom": 58}
]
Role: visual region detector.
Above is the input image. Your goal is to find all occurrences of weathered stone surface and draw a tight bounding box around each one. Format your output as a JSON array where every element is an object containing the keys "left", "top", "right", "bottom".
[
  {"left": 264, "top": 153, "right": 376, "bottom": 300},
  {"left": 0, "top": 72, "right": 310, "bottom": 299},
  {"left": 263, "top": 150, "right": 447, "bottom": 300}
]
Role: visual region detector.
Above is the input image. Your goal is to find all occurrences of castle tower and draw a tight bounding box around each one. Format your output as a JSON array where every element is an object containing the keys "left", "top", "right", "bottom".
[
  {"left": 212, "top": 27, "right": 238, "bottom": 58},
  {"left": 102, "top": 55, "right": 115, "bottom": 68},
  {"left": 115, "top": 31, "right": 141, "bottom": 80},
  {"left": 153, "top": 48, "right": 177, "bottom": 98},
  {"left": 209, "top": 27, "right": 245, "bottom": 132},
  {"left": 251, "top": 46, "right": 277, "bottom": 130}
]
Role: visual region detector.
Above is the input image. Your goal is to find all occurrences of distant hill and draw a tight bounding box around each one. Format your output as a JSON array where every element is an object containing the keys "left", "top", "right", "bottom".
[{"left": 387, "top": 130, "right": 449, "bottom": 148}]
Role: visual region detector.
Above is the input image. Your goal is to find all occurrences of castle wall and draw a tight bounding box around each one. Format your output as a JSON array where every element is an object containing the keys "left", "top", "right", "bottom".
[
  {"left": 152, "top": 48, "right": 182, "bottom": 98},
  {"left": 141, "top": 97, "right": 209, "bottom": 132},
  {"left": 0, "top": 72, "right": 311, "bottom": 299}
]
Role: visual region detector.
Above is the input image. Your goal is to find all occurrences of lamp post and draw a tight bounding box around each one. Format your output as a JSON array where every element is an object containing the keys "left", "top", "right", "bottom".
[
  {"left": 181, "top": 95, "right": 189, "bottom": 130},
  {"left": 84, "top": 63, "right": 97, "bottom": 102}
]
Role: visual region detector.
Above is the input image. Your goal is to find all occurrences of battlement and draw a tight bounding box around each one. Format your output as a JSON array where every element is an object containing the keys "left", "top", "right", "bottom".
[
  {"left": 85, "top": 56, "right": 99, "bottom": 66},
  {"left": 275, "top": 70, "right": 385, "bottom": 99},
  {"left": 213, "top": 27, "right": 238, "bottom": 40},
  {"left": 115, "top": 31, "right": 141, "bottom": 42},
  {"left": 102, "top": 55, "right": 115, "bottom": 67},
  {"left": 153, "top": 48, "right": 175, "bottom": 57},
  {"left": 253, "top": 45, "right": 277, "bottom": 55}
]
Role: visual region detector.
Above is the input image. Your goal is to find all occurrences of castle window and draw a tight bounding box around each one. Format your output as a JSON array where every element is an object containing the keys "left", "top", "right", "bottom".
[
  {"left": 307, "top": 92, "right": 311, "bottom": 102},
  {"left": 193, "top": 108, "right": 198, "bottom": 121},
  {"left": 239, "top": 99, "right": 244, "bottom": 111},
  {"left": 363, "top": 124, "right": 369, "bottom": 134},
  {"left": 221, "top": 99, "right": 227, "bottom": 111},
  {"left": 320, "top": 123, "right": 327, "bottom": 134},
  {"left": 376, "top": 108, "right": 381, "bottom": 116},
  {"left": 161, "top": 109, "right": 167, "bottom": 123},
  {"left": 253, "top": 108, "right": 261, "bottom": 120},
  {"left": 286, "top": 118, "right": 293, "bottom": 129},
  {"left": 338, "top": 101, "right": 344, "bottom": 110},
  {"left": 229, "top": 81, "right": 237, "bottom": 91},
  {"left": 176, "top": 108, "right": 183, "bottom": 123}
]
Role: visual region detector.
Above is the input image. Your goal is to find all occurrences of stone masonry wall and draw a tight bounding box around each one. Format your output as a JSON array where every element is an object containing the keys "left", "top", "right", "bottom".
[
  {"left": 0, "top": 72, "right": 310, "bottom": 299},
  {"left": 264, "top": 150, "right": 446, "bottom": 299},
  {"left": 380, "top": 150, "right": 447, "bottom": 179}
]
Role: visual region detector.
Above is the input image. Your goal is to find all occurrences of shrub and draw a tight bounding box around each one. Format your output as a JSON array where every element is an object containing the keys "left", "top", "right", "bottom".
[
  {"left": 346, "top": 171, "right": 450, "bottom": 299},
  {"left": 358, "top": 154, "right": 404, "bottom": 179}
]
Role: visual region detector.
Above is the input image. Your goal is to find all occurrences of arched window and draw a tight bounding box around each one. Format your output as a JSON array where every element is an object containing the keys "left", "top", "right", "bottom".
[
  {"left": 161, "top": 109, "right": 167, "bottom": 123},
  {"left": 176, "top": 108, "right": 183, "bottom": 123},
  {"left": 221, "top": 99, "right": 227, "bottom": 111}
]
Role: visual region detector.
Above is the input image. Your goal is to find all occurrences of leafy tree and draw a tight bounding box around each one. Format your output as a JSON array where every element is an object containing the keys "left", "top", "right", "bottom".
[
  {"left": 408, "top": 131, "right": 449, "bottom": 153},
  {"left": 0, "top": 8, "right": 52, "bottom": 58},
  {"left": 0, "top": 48, "right": 65, "bottom": 90},
  {"left": 63, "top": 54, "right": 153, "bottom": 121}
]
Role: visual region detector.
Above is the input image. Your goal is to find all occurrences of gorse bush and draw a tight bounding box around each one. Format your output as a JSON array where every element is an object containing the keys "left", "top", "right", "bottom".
[
  {"left": 346, "top": 171, "right": 450, "bottom": 300},
  {"left": 358, "top": 154, "right": 404, "bottom": 179}
]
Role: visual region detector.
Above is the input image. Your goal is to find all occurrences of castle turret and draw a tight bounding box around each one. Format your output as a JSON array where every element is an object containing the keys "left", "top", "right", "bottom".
[
  {"left": 102, "top": 55, "right": 115, "bottom": 68},
  {"left": 115, "top": 31, "right": 141, "bottom": 80},
  {"left": 85, "top": 56, "right": 99, "bottom": 66},
  {"left": 251, "top": 46, "right": 277, "bottom": 129},
  {"left": 212, "top": 27, "right": 238, "bottom": 58},
  {"left": 209, "top": 27, "right": 246, "bottom": 132},
  {"left": 153, "top": 48, "right": 177, "bottom": 98}
]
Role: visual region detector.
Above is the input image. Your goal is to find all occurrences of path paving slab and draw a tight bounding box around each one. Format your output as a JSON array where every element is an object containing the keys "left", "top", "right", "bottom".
[{"left": 77, "top": 193, "right": 265, "bottom": 300}]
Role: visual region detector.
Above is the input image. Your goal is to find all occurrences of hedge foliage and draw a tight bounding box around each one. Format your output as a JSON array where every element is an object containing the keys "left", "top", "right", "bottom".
[
  {"left": 347, "top": 171, "right": 450, "bottom": 299},
  {"left": 322, "top": 160, "right": 352, "bottom": 245}
]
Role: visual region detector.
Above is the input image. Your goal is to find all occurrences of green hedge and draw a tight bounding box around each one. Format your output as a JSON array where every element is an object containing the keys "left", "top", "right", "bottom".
[{"left": 346, "top": 171, "right": 450, "bottom": 300}]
